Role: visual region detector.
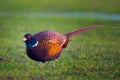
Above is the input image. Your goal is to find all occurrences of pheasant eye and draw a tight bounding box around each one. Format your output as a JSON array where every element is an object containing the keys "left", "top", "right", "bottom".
[
  {"left": 27, "top": 35, "right": 31, "bottom": 39},
  {"left": 24, "top": 33, "right": 32, "bottom": 39},
  {"left": 28, "top": 35, "right": 30, "bottom": 38}
]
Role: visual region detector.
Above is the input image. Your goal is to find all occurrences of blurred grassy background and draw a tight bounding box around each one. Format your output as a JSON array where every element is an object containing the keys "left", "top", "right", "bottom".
[
  {"left": 0, "top": 0, "right": 120, "bottom": 13},
  {"left": 0, "top": 0, "right": 120, "bottom": 80}
]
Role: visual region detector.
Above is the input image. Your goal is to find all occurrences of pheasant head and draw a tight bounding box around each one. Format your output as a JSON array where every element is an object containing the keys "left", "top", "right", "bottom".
[{"left": 23, "top": 33, "right": 38, "bottom": 48}]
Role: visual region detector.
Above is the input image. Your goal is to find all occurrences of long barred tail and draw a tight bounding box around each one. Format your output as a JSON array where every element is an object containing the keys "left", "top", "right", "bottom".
[{"left": 65, "top": 25, "right": 103, "bottom": 38}]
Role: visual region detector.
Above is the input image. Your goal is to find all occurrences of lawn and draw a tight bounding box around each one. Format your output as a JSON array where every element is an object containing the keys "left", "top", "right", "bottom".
[
  {"left": 0, "top": 0, "right": 120, "bottom": 80},
  {"left": 0, "top": 0, "right": 120, "bottom": 13},
  {"left": 0, "top": 16, "right": 120, "bottom": 80}
]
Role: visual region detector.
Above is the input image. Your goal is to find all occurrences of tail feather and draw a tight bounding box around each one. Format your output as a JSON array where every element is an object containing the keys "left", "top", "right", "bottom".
[{"left": 65, "top": 25, "right": 102, "bottom": 38}]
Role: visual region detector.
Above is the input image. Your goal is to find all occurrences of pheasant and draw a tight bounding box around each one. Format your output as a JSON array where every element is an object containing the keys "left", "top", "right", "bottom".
[{"left": 23, "top": 25, "right": 102, "bottom": 67}]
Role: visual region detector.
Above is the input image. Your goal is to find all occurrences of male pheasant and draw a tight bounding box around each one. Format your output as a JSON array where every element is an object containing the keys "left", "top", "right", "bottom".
[{"left": 23, "top": 25, "right": 102, "bottom": 67}]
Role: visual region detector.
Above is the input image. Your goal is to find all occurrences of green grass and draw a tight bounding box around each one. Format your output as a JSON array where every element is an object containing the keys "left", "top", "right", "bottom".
[
  {"left": 0, "top": 16, "right": 120, "bottom": 80},
  {"left": 0, "top": 0, "right": 120, "bottom": 79},
  {"left": 0, "top": 0, "right": 120, "bottom": 13}
]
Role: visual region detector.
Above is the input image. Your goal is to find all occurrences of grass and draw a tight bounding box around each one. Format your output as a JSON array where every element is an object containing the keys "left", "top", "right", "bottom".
[
  {"left": 0, "top": 0, "right": 120, "bottom": 79},
  {"left": 0, "top": 0, "right": 120, "bottom": 13},
  {"left": 0, "top": 16, "right": 120, "bottom": 80}
]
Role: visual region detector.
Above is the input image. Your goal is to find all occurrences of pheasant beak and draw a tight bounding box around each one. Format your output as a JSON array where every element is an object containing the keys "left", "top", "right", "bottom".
[{"left": 23, "top": 38, "right": 27, "bottom": 42}]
